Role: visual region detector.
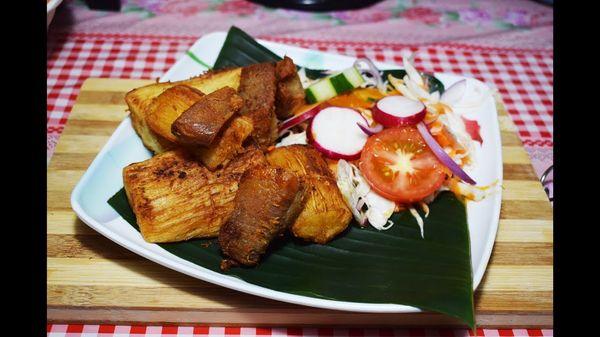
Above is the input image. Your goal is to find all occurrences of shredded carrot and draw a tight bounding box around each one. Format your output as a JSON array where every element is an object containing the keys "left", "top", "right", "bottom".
[
  {"left": 327, "top": 88, "right": 387, "bottom": 109},
  {"left": 328, "top": 94, "right": 372, "bottom": 109},
  {"left": 434, "top": 128, "right": 455, "bottom": 148}
]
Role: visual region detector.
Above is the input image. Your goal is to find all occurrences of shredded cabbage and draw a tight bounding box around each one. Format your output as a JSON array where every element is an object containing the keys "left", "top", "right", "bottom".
[
  {"left": 409, "top": 207, "right": 425, "bottom": 238},
  {"left": 276, "top": 130, "right": 307, "bottom": 147},
  {"left": 336, "top": 160, "right": 395, "bottom": 230}
]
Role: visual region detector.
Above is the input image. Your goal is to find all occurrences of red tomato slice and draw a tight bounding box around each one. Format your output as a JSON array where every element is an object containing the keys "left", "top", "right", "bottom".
[{"left": 359, "top": 127, "right": 447, "bottom": 203}]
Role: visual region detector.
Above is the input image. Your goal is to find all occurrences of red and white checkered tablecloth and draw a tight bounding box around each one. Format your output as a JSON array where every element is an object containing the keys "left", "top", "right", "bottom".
[{"left": 47, "top": 325, "right": 553, "bottom": 337}]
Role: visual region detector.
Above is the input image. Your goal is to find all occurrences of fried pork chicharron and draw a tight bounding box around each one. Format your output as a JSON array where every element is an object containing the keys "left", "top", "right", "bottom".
[
  {"left": 171, "top": 86, "right": 244, "bottom": 147},
  {"left": 237, "top": 62, "right": 278, "bottom": 148},
  {"left": 123, "top": 147, "right": 266, "bottom": 243},
  {"left": 266, "top": 145, "right": 352, "bottom": 244},
  {"left": 274, "top": 56, "right": 306, "bottom": 120},
  {"left": 218, "top": 165, "right": 306, "bottom": 268}
]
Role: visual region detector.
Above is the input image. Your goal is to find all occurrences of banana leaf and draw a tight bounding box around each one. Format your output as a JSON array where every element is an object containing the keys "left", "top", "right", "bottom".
[
  {"left": 213, "top": 26, "right": 281, "bottom": 69},
  {"left": 106, "top": 26, "right": 475, "bottom": 327},
  {"left": 108, "top": 188, "right": 473, "bottom": 327}
]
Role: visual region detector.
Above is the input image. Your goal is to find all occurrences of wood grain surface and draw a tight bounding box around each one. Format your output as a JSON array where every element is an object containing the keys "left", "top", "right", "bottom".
[{"left": 47, "top": 78, "right": 553, "bottom": 328}]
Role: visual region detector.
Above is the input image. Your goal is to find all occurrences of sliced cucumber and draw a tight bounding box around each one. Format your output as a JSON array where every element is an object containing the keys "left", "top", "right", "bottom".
[
  {"left": 306, "top": 80, "right": 337, "bottom": 104},
  {"left": 305, "top": 66, "right": 365, "bottom": 103},
  {"left": 341, "top": 66, "right": 365, "bottom": 88}
]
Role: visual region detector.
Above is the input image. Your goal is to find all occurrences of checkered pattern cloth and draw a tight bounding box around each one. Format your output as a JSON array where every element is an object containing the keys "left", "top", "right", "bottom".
[{"left": 47, "top": 325, "right": 553, "bottom": 337}]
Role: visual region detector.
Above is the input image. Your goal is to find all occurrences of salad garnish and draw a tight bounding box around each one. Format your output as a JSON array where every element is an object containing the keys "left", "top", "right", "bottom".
[{"left": 276, "top": 54, "right": 496, "bottom": 236}]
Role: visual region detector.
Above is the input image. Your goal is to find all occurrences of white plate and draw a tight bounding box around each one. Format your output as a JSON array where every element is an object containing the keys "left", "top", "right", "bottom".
[
  {"left": 71, "top": 32, "right": 502, "bottom": 313},
  {"left": 47, "top": 0, "right": 64, "bottom": 29}
]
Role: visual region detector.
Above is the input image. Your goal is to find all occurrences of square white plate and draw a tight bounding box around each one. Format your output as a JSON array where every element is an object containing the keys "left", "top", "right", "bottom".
[{"left": 71, "top": 32, "right": 502, "bottom": 313}]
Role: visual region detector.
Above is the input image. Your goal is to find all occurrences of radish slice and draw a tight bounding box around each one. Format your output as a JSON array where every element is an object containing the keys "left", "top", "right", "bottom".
[
  {"left": 416, "top": 122, "right": 476, "bottom": 185},
  {"left": 372, "top": 95, "right": 426, "bottom": 127},
  {"left": 309, "top": 106, "right": 369, "bottom": 160},
  {"left": 277, "top": 103, "right": 321, "bottom": 136},
  {"left": 357, "top": 122, "right": 384, "bottom": 136}
]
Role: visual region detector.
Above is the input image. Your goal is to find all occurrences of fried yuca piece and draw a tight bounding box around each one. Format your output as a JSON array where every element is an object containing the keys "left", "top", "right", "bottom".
[
  {"left": 146, "top": 85, "right": 205, "bottom": 146},
  {"left": 275, "top": 56, "right": 305, "bottom": 120},
  {"left": 193, "top": 115, "right": 254, "bottom": 171},
  {"left": 266, "top": 145, "right": 352, "bottom": 244},
  {"left": 219, "top": 165, "right": 306, "bottom": 269},
  {"left": 123, "top": 147, "right": 266, "bottom": 243},
  {"left": 125, "top": 68, "right": 242, "bottom": 153},
  {"left": 237, "top": 62, "right": 278, "bottom": 148}
]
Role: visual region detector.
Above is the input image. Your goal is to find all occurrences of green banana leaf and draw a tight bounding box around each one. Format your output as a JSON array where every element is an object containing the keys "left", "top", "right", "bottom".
[
  {"left": 108, "top": 189, "right": 473, "bottom": 327},
  {"left": 106, "top": 26, "right": 475, "bottom": 328},
  {"left": 213, "top": 26, "right": 281, "bottom": 69}
]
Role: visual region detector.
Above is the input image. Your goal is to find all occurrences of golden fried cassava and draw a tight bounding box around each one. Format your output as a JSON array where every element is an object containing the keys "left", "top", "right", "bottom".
[{"left": 266, "top": 145, "right": 352, "bottom": 244}]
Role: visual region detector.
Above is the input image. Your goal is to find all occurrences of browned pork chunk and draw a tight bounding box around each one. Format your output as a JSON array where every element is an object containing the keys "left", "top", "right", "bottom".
[
  {"left": 275, "top": 56, "right": 297, "bottom": 80},
  {"left": 171, "top": 86, "right": 244, "bottom": 147},
  {"left": 237, "top": 62, "right": 278, "bottom": 148},
  {"left": 274, "top": 56, "right": 306, "bottom": 120},
  {"left": 218, "top": 165, "right": 306, "bottom": 268}
]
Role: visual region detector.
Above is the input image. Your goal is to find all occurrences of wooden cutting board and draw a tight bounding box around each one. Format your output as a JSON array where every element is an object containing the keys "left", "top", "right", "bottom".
[{"left": 47, "top": 78, "right": 553, "bottom": 328}]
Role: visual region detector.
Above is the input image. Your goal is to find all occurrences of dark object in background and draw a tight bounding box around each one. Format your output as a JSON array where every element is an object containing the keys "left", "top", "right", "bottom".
[
  {"left": 249, "top": 0, "right": 383, "bottom": 12},
  {"left": 84, "top": 0, "right": 121, "bottom": 12}
]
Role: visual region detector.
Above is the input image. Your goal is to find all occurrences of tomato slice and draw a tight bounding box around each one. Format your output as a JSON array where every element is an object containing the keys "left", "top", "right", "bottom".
[{"left": 359, "top": 127, "right": 447, "bottom": 203}]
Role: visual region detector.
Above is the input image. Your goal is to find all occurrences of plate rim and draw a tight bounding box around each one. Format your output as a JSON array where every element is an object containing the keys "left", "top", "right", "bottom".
[{"left": 70, "top": 32, "right": 502, "bottom": 313}]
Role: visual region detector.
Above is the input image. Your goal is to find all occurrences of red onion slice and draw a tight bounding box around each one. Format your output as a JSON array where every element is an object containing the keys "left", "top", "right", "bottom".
[
  {"left": 372, "top": 95, "right": 426, "bottom": 127},
  {"left": 416, "top": 122, "right": 476, "bottom": 185},
  {"left": 354, "top": 58, "right": 386, "bottom": 94},
  {"left": 357, "top": 122, "right": 384, "bottom": 136},
  {"left": 277, "top": 104, "right": 321, "bottom": 136}
]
